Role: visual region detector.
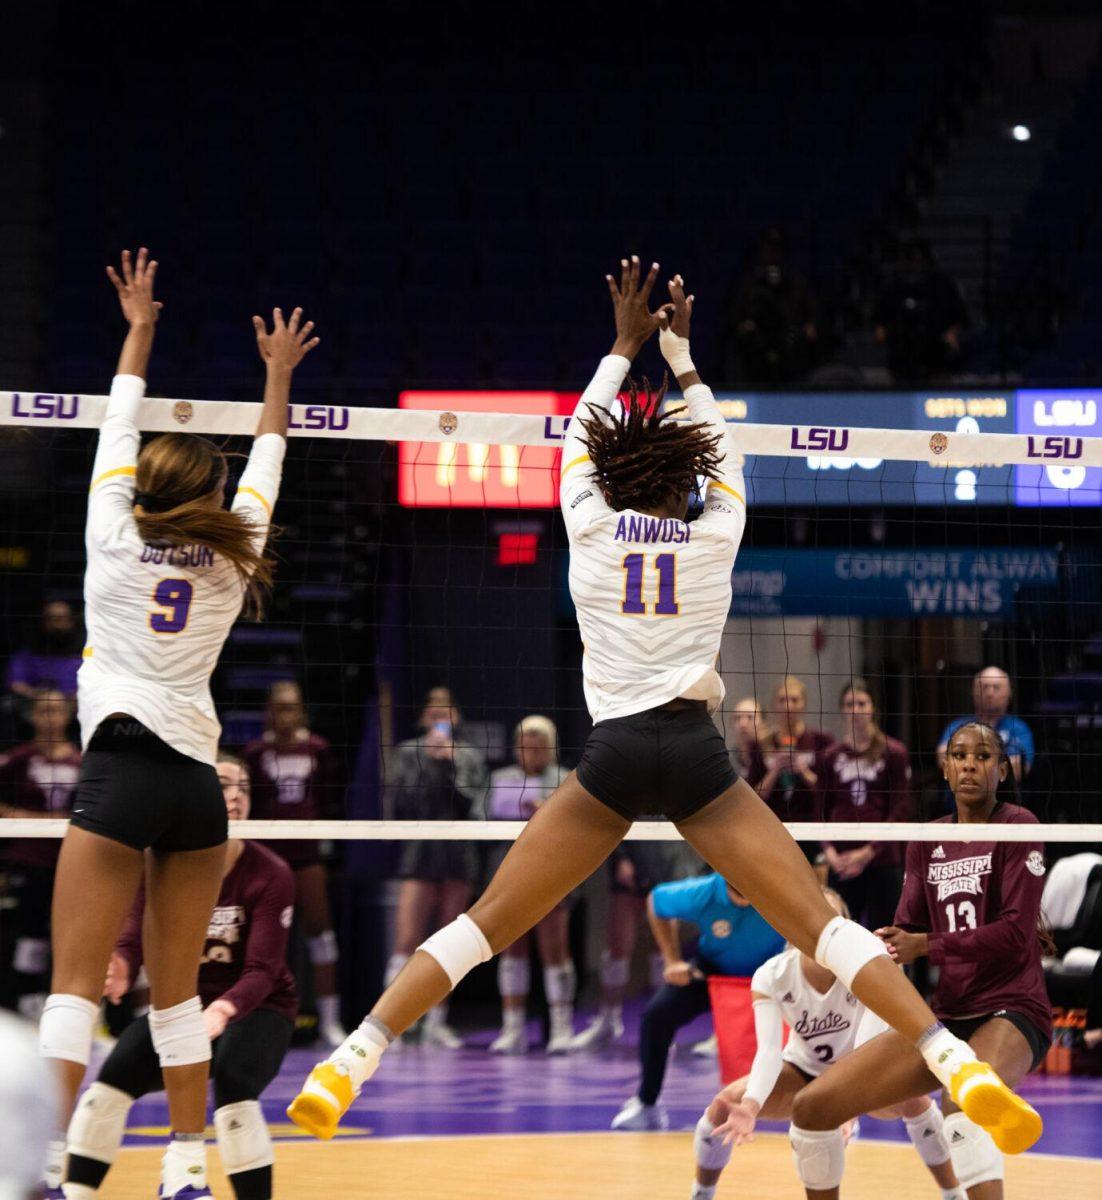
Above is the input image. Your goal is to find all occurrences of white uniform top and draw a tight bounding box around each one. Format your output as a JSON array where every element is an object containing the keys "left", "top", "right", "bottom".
[
  {"left": 78, "top": 374, "right": 285, "bottom": 766},
  {"left": 751, "top": 946, "right": 864, "bottom": 1077},
  {"left": 559, "top": 356, "right": 747, "bottom": 723}
]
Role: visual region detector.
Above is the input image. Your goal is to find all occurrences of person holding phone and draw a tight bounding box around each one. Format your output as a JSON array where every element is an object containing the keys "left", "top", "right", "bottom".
[{"left": 383, "top": 686, "right": 488, "bottom": 1047}]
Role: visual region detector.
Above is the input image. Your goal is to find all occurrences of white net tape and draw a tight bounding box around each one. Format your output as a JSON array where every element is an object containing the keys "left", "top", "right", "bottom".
[
  {"left": 4, "top": 390, "right": 1102, "bottom": 466},
  {"left": 1, "top": 819, "right": 1098, "bottom": 841}
]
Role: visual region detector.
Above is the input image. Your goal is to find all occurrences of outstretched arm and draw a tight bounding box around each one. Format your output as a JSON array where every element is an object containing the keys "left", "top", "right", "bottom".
[
  {"left": 88, "top": 249, "right": 163, "bottom": 541},
  {"left": 560, "top": 256, "right": 665, "bottom": 538},
  {"left": 658, "top": 275, "right": 746, "bottom": 535},
  {"left": 234, "top": 307, "right": 321, "bottom": 541}
]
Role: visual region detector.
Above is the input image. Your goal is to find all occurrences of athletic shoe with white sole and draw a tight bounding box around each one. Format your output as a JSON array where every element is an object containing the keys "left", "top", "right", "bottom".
[
  {"left": 610, "top": 1096, "right": 669, "bottom": 1132},
  {"left": 568, "top": 1010, "right": 624, "bottom": 1052},
  {"left": 422, "top": 1020, "right": 464, "bottom": 1049},
  {"left": 490, "top": 1025, "right": 530, "bottom": 1055},
  {"left": 287, "top": 1060, "right": 358, "bottom": 1140},
  {"left": 948, "top": 1060, "right": 1042, "bottom": 1154}
]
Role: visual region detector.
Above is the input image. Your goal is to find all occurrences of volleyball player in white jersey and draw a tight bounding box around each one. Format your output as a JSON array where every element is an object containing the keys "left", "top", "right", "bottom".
[
  {"left": 290, "top": 258, "right": 1039, "bottom": 1162},
  {"left": 38, "top": 249, "right": 318, "bottom": 1199},
  {"left": 692, "top": 890, "right": 965, "bottom": 1200}
]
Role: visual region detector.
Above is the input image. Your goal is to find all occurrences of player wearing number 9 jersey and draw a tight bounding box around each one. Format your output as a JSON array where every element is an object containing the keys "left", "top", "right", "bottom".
[
  {"left": 292, "top": 260, "right": 1039, "bottom": 1163},
  {"left": 39, "top": 248, "right": 319, "bottom": 1200}
]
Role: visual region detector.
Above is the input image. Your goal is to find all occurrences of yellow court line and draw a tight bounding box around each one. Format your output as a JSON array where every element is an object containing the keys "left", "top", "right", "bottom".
[
  {"left": 236, "top": 486, "right": 272, "bottom": 516},
  {"left": 90, "top": 465, "right": 136, "bottom": 491}
]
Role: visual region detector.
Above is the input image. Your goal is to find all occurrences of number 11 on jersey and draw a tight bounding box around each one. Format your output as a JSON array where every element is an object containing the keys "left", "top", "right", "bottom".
[{"left": 621, "top": 553, "right": 679, "bottom": 616}]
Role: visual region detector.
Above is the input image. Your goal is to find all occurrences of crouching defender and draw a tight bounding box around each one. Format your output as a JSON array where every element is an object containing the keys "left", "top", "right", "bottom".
[
  {"left": 695, "top": 891, "right": 965, "bottom": 1200},
  {"left": 65, "top": 754, "right": 296, "bottom": 1200},
  {"left": 289, "top": 258, "right": 1041, "bottom": 1160}
]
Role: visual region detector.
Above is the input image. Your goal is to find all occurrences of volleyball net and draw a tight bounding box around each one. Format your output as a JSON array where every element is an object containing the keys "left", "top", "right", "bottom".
[{"left": 1, "top": 386, "right": 1101, "bottom": 852}]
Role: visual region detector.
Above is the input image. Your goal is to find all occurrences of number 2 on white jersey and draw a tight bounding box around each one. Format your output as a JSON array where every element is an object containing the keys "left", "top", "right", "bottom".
[
  {"left": 944, "top": 900, "right": 977, "bottom": 932},
  {"left": 621, "top": 553, "right": 678, "bottom": 616}
]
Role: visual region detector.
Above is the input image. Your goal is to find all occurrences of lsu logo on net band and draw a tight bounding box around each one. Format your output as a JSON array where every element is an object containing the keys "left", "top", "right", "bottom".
[
  {"left": 6, "top": 393, "right": 81, "bottom": 421},
  {"left": 1025, "top": 434, "right": 1084, "bottom": 460}
]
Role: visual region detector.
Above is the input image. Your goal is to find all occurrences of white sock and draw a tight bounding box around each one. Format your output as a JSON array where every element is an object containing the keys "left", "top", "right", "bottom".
[
  {"left": 550, "top": 1002, "right": 573, "bottom": 1027},
  {"left": 602, "top": 1002, "right": 623, "bottom": 1024},
  {"left": 330, "top": 1019, "right": 390, "bottom": 1089},
  {"left": 62, "top": 1184, "right": 97, "bottom": 1199},
  {"left": 502, "top": 1008, "right": 526, "bottom": 1034},
  {"left": 917, "top": 1025, "right": 979, "bottom": 1090},
  {"left": 424, "top": 1003, "right": 448, "bottom": 1030},
  {"left": 317, "top": 994, "right": 341, "bottom": 1027},
  {"left": 44, "top": 1137, "right": 66, "bottom": 1190},
  {"left": 942, "top": 1189, "right": 968, "bottom": 1200},
  {"left": 689, "top": 1185, "right": 717, "bottom": 1200},
  {"left": 161, "top": 1136, "right": 207, "bottom": 1194}
]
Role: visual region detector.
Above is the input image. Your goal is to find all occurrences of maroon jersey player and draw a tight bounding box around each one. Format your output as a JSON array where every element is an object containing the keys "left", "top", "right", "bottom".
[
  {"left": 787, "top": 721, "right": 1049, "bottom": 1199},
  {"left": 66, "top": 752, "right": 297, "bottom": 1200},
  {"left": 0, "top": 690, "right": 80, "bottom": 1014},
  {"left": 243, "top": 679, "right": 345, "bottom": 1046},
  {"left": 819, "top": 679, "right": 913, "bottom": 930}
]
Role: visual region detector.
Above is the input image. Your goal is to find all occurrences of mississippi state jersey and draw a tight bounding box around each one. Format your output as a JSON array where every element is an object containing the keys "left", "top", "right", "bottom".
[
  {"left": 560, "top": 356, "right": 747, "bottom": 722},
  {"left": 116, "top": 841, "right": 298, "bottom": 1022},
  {"left": 818, "top": 736, "right": 912, "bottom": 863},
  {"left": 0, "top": 742, "right": 81, "bottom": 868},
  {"left": 78, "top": 375, "right": 284, "bottom": 765},
  {"left": 895, "top": 802, "right": 1051, "bottom": 1039},
  {"left": 751, "top": 946, "right": 863, "bottom": 1077},
  {"left": 243, "top": 729, "right": 333, "bottom": 821}
]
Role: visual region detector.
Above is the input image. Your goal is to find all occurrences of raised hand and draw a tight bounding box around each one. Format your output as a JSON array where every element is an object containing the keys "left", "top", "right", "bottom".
[
  {"left": 658, "top": 273, "right": 694, "bottom": 338},
  {"left": 252, "top": 306, "right": 320, "bottom": 373},
  {"left": 606, "top": 254, "right": 665, "bottom": 359},
  {"left": 106, "top": 248, "right": 163, "bottom": 327}
]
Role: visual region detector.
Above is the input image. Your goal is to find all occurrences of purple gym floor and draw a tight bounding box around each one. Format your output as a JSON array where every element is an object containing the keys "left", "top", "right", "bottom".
[{"left": 118, "top": 1004, "right": 1102, "bottom": 1159}]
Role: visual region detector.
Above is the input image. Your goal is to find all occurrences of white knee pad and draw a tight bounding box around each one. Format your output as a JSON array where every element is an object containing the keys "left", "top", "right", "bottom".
[
  {"left": 149, "top": 997, "right": 210, "bottom": 1068},
  {"left": 600, "top": 952, "right": 629, "bottom": 990},
  {"left": 789, "top": 1125, "right": 846, "bottom": 1190},
  {"left": 67, "top": 1082, "right": 133, "bottom": 1165},
  {"left": 307, "top": 930, "right": 339, "bottom": 966},
  {"left": 215, "top": 1100, "right": 273, "bottom": 1175},
  {"left": 39, "top": 994, "right": 99, "bottom": 1066},
  {"left": 418, "top": 913, "right": 492, "bottom": 988},
  {"left": 814, "top": 916, "right": 890, "bottom": 990},
  {"left": 497, "top": 955, "right": 531, "bottom": 999},
  {"left": 944, "top": 1112, "right": 1003, "bottom": 1187},
  {"left": 902, "top": 1101, "right": 951, "bottom": 1167},
  {"left": 694, "top": 1115, "right": 733, "bottom": 1172},
  {"left": 13, "top": 937, "right": 50, "bottom": 975},
  {"left": 544, "top": 962, "right": 575, "bottom": 1005}
]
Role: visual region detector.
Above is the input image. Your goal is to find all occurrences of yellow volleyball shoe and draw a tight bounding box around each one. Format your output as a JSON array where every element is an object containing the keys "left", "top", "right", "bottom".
[{"left": 949, "top": 1060, "right": 1043, "bottom": 1154}]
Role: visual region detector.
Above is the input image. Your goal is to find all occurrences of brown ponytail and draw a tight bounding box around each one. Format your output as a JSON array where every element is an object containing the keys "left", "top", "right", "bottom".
[{"left": 133, "top": 433, "right": 275, "bottom": 616}]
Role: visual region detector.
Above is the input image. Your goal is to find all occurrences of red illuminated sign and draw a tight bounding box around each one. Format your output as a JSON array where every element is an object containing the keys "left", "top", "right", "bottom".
[{"left": 398, "top": 391, "right": 579, "bottom": 508}]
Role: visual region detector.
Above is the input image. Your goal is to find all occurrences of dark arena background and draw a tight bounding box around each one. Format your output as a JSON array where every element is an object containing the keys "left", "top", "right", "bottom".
[{"left": 0, "top": 2, "right": 1100, "bottom": 1197}]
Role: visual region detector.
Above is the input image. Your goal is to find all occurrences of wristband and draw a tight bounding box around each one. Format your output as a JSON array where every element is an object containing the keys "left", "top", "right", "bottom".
[{"left": 659, "top": 328, "right": 695, "bottom": 377}]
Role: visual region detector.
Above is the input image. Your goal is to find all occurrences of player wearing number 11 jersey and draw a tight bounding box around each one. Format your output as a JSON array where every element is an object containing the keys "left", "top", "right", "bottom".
[
  {"left": 40, "top": 248, "right": 319, "bottom": 1200},
  {"left": 292, "top": 259, "right": 1039, "bottom": 1165}
]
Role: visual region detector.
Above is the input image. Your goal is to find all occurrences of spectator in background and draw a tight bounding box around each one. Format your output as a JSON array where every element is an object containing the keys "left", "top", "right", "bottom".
[
  {"left": 384, "top": 685, "right": 488, "bottom": 1048},
  {"left": 874, "top": 237, "right": 968, "bottom": 383},
  {"left": 720, "top": 228, "right": 819, "bottom": 384},
  {"left": 244, "top": 680, "right": 346, "bottom": 1047},
  {"left": 746, "top": 676, "right": 833, "bottom": 828},
  {"left": 485, "top": 715, "right": 574, "bottom": 1055},
  {"left": 0, "top": 690, "right": 80, "bottom": 1019},
  {"left": 819, "top": 679, "right": 912, "bottom": 930},
  {"left": 5, "top": 600, "right": 83, "bottom": 700},
  {"left": 609, "top": 874, "right": 786, "bottom": 1132},
  {"left": 729, "top": 697, "right": 769, "bottom": 780},
  {"left": 936, "top": 666, "right": 1034, "bottom": 783}
]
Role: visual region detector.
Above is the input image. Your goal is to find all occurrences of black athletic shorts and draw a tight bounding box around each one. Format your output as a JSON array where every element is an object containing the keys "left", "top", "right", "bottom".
[
  {"left": 95, "top": 1007, "right": 294, "bottom": 1108},
  {"left": 576, "top": 700, "right": 737, "bottom": 822},
  {"left": 69, "top": 718, "right": 227, "bottom": 853},
  {"left": 944, "top": 1011, "right": 1051, "bottom": 1073}
]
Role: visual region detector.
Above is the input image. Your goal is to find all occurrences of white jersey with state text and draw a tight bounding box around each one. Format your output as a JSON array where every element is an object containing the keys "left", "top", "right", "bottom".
[
  {"left": 751, "top": 946, "right": 864, "bottom": 1077},
  {"left": 78, "top": 374, "right": 285, "bottom": 765},
  {"left": 559, "top": 356, "right": 747, "bottom": 722}
]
